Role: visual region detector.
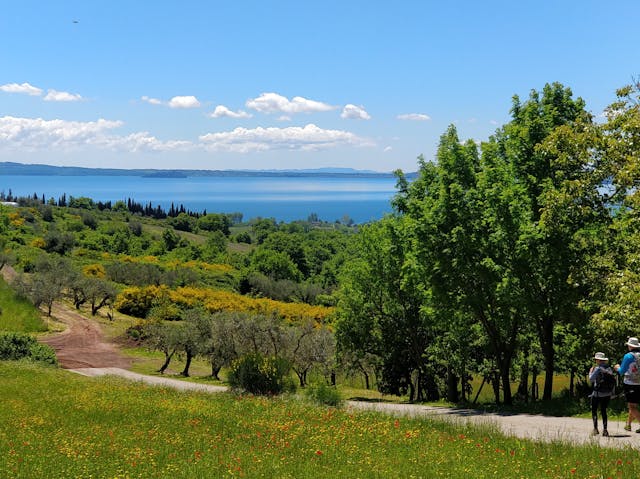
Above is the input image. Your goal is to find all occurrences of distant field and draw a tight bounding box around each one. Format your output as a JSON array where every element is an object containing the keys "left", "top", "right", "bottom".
[{"left": 2, "top": 362, "right": 638, "bottom": 479}]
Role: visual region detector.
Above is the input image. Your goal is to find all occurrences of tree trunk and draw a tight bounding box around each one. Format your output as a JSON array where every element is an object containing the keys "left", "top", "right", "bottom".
[
  {"left": 531, "top": 367, "right": 539, "bottom": 400},
  {"left": 569, "top": 368, "right": 575, "bottom": 397},
  {"left": 363, "top": 370, "right": 370, "bottom": 390},
  {"left": 210, "top": 362, "right": 221, "bottom": 380},
  {"left": 538, "top": 316, "right": 555, "bottom": 401},
  {"left": 473, "top": 376, "right": 487, "bottom": 404},
  {"left": 408, "top": 377, "right": 415, "bottom": 403},
  {"left": 501, "top": 368, "right": 513, "bottom": 406},
  {"left": 181, "top": 350, "right": 193, "bottom": 377},
  {"left": 158, "top": 350, "right": 175, "bottom": 374},
  {"left": 517, "top": 361, "right": 529, "bottom": 402},
  {"left": 491, "top": 371, "right": 501, "bottom": 404},
  {"left": 447, "top": 367, "right": 459, "bottom": 403}
]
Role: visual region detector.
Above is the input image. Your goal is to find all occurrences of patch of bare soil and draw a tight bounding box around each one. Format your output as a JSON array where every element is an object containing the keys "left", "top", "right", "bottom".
[
  {"left": 40, "top": 303, "right": 132, "bottom": 369},
  {"left": 2, "top": 265, "right": 131, "bottom": 369}
]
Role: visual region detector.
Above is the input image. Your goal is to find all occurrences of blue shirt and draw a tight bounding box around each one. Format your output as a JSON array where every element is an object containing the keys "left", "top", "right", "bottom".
[{"left": 618, "top": 351, "right": 640, "bottom": 385}]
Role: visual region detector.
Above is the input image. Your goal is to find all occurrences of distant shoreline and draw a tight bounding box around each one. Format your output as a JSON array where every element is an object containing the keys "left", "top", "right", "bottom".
[{"left": 0, "top": 161, "right": 415, "bottom": 179}]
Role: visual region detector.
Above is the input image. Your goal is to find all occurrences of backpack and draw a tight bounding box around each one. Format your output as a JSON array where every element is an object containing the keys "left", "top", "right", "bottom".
[
  {"left": 627, "top": 352, "right": 640, "bottom": 384},
  {"left": 594, "top": 367, "right": 616, "bottom": 393}
]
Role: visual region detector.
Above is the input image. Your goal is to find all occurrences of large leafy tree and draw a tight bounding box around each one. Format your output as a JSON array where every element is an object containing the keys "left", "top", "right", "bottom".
[
  {"left": 493, "top": 83, "right": 604, "bottom": 400},
  {"left": 401, "top": 126, "right": 533, "bottom": 405},
  {"left": 336, "top": 216, "right": 435, "bottom": 401},
  {"left": 590, "top": 82, "right": 640, "bottom": 348}
]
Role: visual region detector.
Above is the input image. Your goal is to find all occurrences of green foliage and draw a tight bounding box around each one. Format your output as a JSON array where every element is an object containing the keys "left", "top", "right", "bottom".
[
  {"left": 168, "top": 212, "right": 196, "bottom": 232},
  {"left": 228, "top": 353, "right": 295, "bottom": 395},
  {"left": 304, "top": 382, "right": 343, "bottom": 407},
  {"left": 197, "top": 213, "right": 231, "bottom": 235},
  {"left": 0, "top": 332, "right": 57, "bottom": 365},
  {"left": 201, "top": 230, "right": 227, "bottom": 261},
  {"left": 43, "top": 228, "right": 75, "bottom": 254},
  {"left": 249, "top": 248, "right": 302, "bottom": 282}
]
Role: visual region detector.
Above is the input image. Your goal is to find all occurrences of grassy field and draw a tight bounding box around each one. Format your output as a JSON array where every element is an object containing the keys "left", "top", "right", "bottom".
[
  {"left": 0, "top": 277, "right": 47, "bottom": 333},
  {"left": 2, "top": 362, "right": 639, "bottom": 479}
]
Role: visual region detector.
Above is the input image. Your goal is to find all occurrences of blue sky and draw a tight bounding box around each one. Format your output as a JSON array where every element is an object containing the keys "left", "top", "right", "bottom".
[{"left": 1, "top": 1, "right": 638, "bottom": 173}]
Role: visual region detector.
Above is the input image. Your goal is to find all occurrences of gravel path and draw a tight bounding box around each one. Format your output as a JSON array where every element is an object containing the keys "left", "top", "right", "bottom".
[
  {"left": 71, "top": 367, "right": 227, "bottom": 393},
  {"left": 70, "top": 367, "right": 640, "bottom": 449}
]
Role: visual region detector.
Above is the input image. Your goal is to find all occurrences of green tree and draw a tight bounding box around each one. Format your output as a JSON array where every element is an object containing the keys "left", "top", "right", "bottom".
[
  {"left": 249, "top": 249, "right": 302, "bottom": 282},
  {"left": 197, "top": 213, "right": 231, "bottom": 235},
  {"left": 492, "top": 83, "right": 602, "bottom": 400},
  {"left": 336, "top": 216, "right": 434, "bottom": 401},
  {"left": 394, "top": 125, "right": 533, "bottom": 405}
]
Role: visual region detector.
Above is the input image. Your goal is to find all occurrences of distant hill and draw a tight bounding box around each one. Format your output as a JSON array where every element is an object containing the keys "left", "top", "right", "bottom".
[{"left": 0, "top": 162, "right": 415, "bottom": 178}]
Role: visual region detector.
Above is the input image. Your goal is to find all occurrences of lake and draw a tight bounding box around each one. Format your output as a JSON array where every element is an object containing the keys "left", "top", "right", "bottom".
[{"left": 0, "top": 175, "right": 400, "bottom": 223}]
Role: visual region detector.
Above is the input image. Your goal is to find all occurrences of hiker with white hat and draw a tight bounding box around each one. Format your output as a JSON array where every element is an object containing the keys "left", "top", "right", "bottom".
[
  {"left": 588, "top": 352, "right": 615, "bottom": 436},
  {"left": 614, "top": 337, "right": 640, "bottom": 432}
]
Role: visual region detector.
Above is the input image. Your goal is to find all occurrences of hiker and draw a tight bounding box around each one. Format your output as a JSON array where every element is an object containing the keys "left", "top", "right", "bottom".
[
  {"left": 614, "top": 337, "right": 640, "bottom": 432},
  {"left": 589, "top": 352, "right": 615, "bottom": 436}
]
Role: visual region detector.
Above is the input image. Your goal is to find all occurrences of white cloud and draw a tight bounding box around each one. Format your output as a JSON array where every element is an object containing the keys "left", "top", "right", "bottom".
[
  {"left": 0, "top": 116, "right": 122, "bottom": 150},
  {"left": 168, "top": 95, "right": 201, "bottom": 109},
  {"left": 0, "top": 82, "right": 43, "bottom": 96},
  {"left": 397, "top": 113, "right": 431, "bottom": 121},
  {"left": 341, "top": 104, "right": 371, "bottom": 120},
  {"left": 43, "top": 89, "right": 83, "bottom": 102},
  {"left": 209, "top": 105, "right": 252, "bottom": 119},
  {"left": 246, "top": 92, "right": 335, "bottom": 114},
  {"left": 199, "top": 123, "right": 372, "bottom": 153},
  {"left": 384, "top": 146, "right": 393, "bottom": 152},
  {"left": 0, "top": 116, "right": 192, "bottom": 152},
  {"left": 0, "top": 116, "right": 373, "bottom": 156},
  {"left": 141, "top": 95, "right": 163, "bottom": 105}
]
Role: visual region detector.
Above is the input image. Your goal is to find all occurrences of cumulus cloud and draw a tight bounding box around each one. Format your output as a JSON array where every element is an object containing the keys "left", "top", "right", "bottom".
[
  {"left": 246, "top": 92, "right": 335, "bottom": 114},
  {"left": 199, "top": 123, "right": 372, "bottom": 153},
  {"left": 0, "top": 116, "right": 192, "bottom": 152},
  {"left": 397, "top": 113, "right": 431, "bottom": 121},
  {"left": 141, "top": 95, "right": 163, "bottom": 105},
  {"left": 1, "top": 83, "right": 82, "bottom": 102},
  {"left": 341, "top": 104, "right": 371, "bottom": 120},
  {"left": 43, "top": 89, "right": 83, "bottom": 102},
  {"left": 0, "top": 82, "right": 43, "bottom": 96},
  {"left": 0, "top": 115, "right": 373, "bottom": 156},
  {"left": 168, "top": 95, "right": 201, "bottom": 109},
  {"left": 209, "top": 105, "right": 252, "bottom": 119},
  {"left": 384, "top": 146, "right": 393, "bottom": 152}
]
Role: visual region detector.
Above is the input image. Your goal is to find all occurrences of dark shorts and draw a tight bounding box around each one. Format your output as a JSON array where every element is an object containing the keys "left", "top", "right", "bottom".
[{"left": 624, "top": 384, "right": 640, "bottom": 404}]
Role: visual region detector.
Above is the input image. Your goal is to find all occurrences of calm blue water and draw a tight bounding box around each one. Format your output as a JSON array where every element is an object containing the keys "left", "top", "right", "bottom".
[{"left": 1, "top": 175, "right": 399, "bottom": 223}]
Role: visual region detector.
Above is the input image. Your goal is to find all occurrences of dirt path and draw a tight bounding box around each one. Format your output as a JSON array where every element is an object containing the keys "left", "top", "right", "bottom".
[
  {"left": 2, "top": 265, "right": 131, "bottom": 369},
  {"left": 39, "top": 302, "right": 132, "bottom": 369}
]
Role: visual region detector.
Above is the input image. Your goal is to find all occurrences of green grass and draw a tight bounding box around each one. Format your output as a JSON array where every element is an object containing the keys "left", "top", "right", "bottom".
[
  {"left": 0, "top": 277, "right": 47, "bottom": 333},
  {"left": 2, "top": 362, "right": 639, "bottom": 479}
]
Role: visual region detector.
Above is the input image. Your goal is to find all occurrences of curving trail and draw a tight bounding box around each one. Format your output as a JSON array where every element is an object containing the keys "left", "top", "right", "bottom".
[
  {"left": 39, "top": 301, "right": 132, "bottom": 369},
  {"left": 2, "top": 265, "right": 131, "bottom": 369}
]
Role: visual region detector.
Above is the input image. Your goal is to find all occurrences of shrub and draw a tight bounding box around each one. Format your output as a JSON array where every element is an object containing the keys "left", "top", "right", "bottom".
[
  {"left": 228, "top": 353, "right": 295, "bottom": 395},
  {"left": 0, "top": 332, "right": 58, "bottom": 365},
  {"left": 304, "top": 383, "right": 343, "bottom": 407},
  {"left": 27, "top": 342, "right": 58, "bottom": 366}
]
